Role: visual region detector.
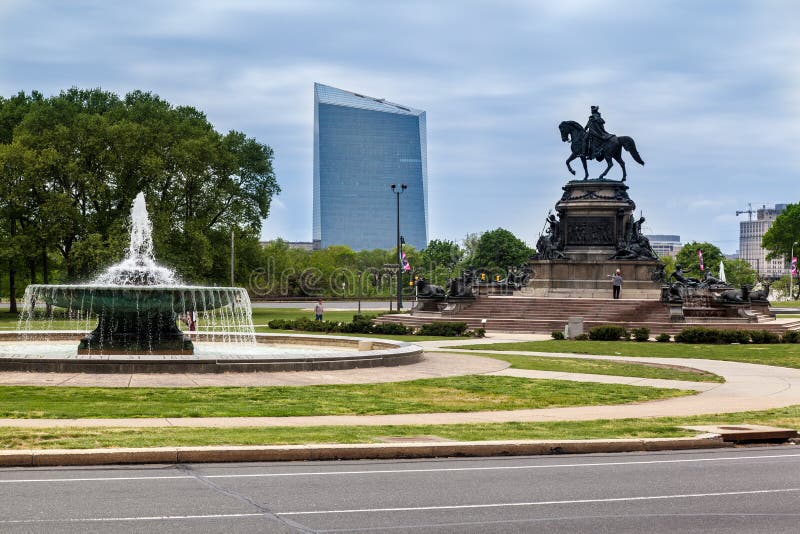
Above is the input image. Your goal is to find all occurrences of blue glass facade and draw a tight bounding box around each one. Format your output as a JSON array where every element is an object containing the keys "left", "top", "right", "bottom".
[{"left": 313, "top": 83, "right": 428, "bottom": 251}]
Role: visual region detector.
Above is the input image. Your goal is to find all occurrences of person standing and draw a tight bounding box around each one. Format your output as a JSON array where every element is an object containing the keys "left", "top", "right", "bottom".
[
  {"left": 314, "top": 299, "right": 324, "bottom": 321},
  {"left": 608, "top": 269, "right": 623, "bottom": 299}
]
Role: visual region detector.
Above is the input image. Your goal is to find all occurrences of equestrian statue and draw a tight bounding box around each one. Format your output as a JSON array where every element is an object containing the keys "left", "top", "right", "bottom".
[{"left": 558, "top": 106, "right": 644, "bottom": 181}]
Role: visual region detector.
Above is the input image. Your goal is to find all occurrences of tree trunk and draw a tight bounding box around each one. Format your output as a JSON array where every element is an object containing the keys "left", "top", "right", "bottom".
[
  {"left": 42, "top": 247, "right": 49, "bottom": 284},
  {"left": 8, "top": 264, "right": 16, "bottom": 314},
  {"left": 8, "top": 218, "right": 17, "bottom": 314}
]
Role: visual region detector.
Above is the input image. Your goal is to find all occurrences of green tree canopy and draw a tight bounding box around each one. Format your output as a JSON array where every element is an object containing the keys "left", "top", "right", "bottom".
[
  {"left": 421, "top": 239, "right": 463, "bottom": 270},
  {"left": 470, "top": 228, "right": 534, "bottom": 272},
  {"left": 721, "top": 258, "right": 758, "bottom": 287},
  {"left": 674, "top": 241, "right": 724, "bottom": 278},
  {"left": 0, "top": 87, "right": 279, "bottom": 298},
  {"left": 762, "top": 203, "right": 800, "bottom": 261}
]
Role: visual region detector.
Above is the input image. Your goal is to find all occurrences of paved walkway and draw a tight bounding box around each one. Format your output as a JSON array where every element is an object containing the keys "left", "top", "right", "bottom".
[
  {"left": 3, "top": 334, "right": 800, "bottom": 428},
  {"left": 0, "top": 352, "right": 508, "bottom": 387}
]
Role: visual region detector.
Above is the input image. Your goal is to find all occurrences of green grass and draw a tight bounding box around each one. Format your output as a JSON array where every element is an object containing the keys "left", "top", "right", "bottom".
[
  {"left": 770, "top": 301, "right": 800, "bottom": 308},
  {"left": 460, "top": 352, "right": 722, "bottom": 382},
  {"left": 457, "top": 340, "right": 800, "bottom": 369},
  {"left": 7, "top": 404, "right": 800, "bottom": 450},
  {"left": 250, "top": 307, "right": 359, "bottom": 325},
  {"left": 0, "top": 377, "right": 690, "bottom": 419}
]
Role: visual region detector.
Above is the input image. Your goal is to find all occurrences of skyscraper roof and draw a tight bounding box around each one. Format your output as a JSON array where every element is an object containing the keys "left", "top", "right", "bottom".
[{"left": 315, "top": 83, "right": 423, "bottom": 116}]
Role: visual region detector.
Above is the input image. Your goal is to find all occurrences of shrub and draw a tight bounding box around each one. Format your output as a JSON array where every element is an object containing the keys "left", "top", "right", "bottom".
[
  {"left": 718, "top": 329, "right": 751, "bottom": 344},
  {"left": 588, "top": 325, "right": 628, "bottom": 341},
  {"left": 551, "top": 330, "right": 565, "bottom": 340},
  {"left": 574, "top": 333, "right": 589, "bottom": 341},
  {"left": 674, "top": 327, "right": 722, "bottom": 344},
  {"left": 337, "top": 314, "right": 375, "bottom": 334},
  {"left": 631, "top": 327, "right": 650, "bottom": 342},
  {"left": 655, "top": 333, "right": 671, "bottom": 343},
  {"left": 470, "top": 327, "right": 486, "bottom": 338},
  {"left": 416, "top": 322, "right": 469, "bottom": 337},
  {"left": 267, "top": 319, "right": 292, "bottom": 330},
  {"left": 674, "top": 327, "right": 782, "bottom": 345},
  {"left": 783, "top": 331, "right": 800, "bottom": 344},
  {"left": 371, "top": 322, "right": 410, "bottom": 335},
  {"left": 749, "top": 330, "right": 781, "bottom": 344}
]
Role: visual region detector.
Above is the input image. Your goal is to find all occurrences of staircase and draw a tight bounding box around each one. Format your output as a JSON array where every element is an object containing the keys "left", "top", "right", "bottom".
[{"left": 375, "top": 296, "right": 800, "bottom": 335}]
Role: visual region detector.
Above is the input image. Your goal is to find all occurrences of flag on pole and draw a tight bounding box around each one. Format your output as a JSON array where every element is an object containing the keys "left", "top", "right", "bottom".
[
  {"left": 400, "top": 252, "right": 411, "bottom": 272},
  {"left": 719, "top": 260, "right": 726, "bottom": 283},
  {"left": 698, "top": 249, "right": 704, "bottom": 271},
  {"left": 792, "top": 256, "right": 798, "bottom": 276}
]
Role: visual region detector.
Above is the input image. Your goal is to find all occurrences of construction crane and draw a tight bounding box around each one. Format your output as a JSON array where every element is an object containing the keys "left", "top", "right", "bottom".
[{"left": 736, "top": 203, "right": 755, "bottom": 221}]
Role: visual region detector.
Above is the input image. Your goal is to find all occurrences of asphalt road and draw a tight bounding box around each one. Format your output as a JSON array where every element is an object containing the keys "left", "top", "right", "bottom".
[{"left": 2, "top": 446, "right": 800, "bottom": 533}]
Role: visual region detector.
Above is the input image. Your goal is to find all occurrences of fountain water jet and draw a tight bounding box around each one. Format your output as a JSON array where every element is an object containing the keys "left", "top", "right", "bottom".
[{"left": 20, "top": 193, "right": 254, "bottom": 354}]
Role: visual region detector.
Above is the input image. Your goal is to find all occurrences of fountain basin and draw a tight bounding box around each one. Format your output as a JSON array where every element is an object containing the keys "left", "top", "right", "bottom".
[
  {"left": 24, "top": 284, "right": 251, "bottom": 355},
  {"left": 0, "top": 333, "right": 423, "bottom": 373},
  {"left": 33, "top": 284, "right": 234, "bottom": 314}
]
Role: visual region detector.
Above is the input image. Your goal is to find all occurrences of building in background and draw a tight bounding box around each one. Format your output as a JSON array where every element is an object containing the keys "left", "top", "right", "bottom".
[
  {"left": 313, "top": 83, "right": 428, "bottom": 251},
  {"left": 646, "top": 234, "right": 682, "bottom": 257},
  {"left": 738, "top": 204, "right": 787, "bottom": 278}
]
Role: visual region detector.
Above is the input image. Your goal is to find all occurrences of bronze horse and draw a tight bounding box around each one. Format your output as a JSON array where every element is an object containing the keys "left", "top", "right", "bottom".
[{"left": 559, "top": 120, "right": 645, "bottom": 181}]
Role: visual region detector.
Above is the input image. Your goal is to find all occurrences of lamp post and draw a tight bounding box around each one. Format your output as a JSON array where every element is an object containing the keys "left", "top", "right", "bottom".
[
  {"left": 791, "top": 241, "right": 799, "bottom": 301},
  {"left": 390, "top": 183, "right": 407, "bottom": 309}
]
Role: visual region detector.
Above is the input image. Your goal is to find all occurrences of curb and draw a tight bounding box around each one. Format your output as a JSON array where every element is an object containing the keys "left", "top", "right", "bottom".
[{"left": 0, "top": 434, "right": 727, "bottom": 467}]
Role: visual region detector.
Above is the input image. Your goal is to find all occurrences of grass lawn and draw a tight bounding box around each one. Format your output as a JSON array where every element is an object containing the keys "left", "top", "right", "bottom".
[
  {"left": 771, "top": 301, "right": 800, "bottom": 308},
  {"left": 250, "top": 307, "right": 358, "bottom": 325},
  {"left": 6, "top": 404, "right": 800, "bottom": 449},
  {"left": 456, "top": 340, "right": 800, "bottom": 369},
  {"left": 0, "top": 376, "right": 690, "bottom": 419},
  {"left": 455, "top": 352, "right": 722, "bottom": 382}
]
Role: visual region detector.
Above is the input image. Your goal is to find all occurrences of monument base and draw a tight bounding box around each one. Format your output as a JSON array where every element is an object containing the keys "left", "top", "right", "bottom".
[{"left": 528, "top": 258, "right": 663, "bottom": 299}]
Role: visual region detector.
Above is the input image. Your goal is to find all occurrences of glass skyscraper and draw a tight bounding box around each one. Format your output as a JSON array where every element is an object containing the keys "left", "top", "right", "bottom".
[{"left": 313, "top": 83, "right": 428, "bottom": 251}]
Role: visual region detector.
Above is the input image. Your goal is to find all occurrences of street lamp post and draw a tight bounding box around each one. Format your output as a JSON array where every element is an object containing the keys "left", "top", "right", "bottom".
[
  {"left": 791, "top": 241, "right": 799, "bottom": 301},
  {"left": 390, "top": 183, "right": 407, "bottom": 309}
]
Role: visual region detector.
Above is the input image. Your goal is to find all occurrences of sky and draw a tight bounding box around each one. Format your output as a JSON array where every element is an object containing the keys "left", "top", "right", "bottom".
[{"left": 1, "top": 0, "right": 798, "bottom": 254}]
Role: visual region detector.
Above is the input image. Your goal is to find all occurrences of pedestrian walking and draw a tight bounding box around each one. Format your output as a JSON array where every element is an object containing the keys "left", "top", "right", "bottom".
[
  {"left": 608, "top": 269, "right": 623, "bottom": 299},
  {"left": 314, "top": 299, "right": 324, "bottom": 321}
]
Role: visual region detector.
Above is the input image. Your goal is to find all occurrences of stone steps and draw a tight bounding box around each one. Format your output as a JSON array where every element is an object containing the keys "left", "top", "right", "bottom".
[{"left": 376, "top": 297, "right": 800, "bottom": 335}]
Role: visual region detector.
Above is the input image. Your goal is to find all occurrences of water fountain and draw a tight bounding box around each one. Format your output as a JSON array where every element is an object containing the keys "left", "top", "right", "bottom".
[
  {"left": 4, "top": 193, "right": 422, "bottom": 372},
  {"left": 20, "top": 193, "right": 254, "bottom": 355}
]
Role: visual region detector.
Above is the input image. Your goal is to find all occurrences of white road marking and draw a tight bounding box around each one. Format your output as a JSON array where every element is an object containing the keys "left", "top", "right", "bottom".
[
  {"left": 279, "top": 487, "right": 800, "bottom": 516},
  {"left": 1, "top": 488, "right": 799, "bottom": 524},
  {"left": 2, "top": 452, "right": 799, "bottom": 484},
  {"left": 0, "top": 513, "right": 264, "bottom": 524}
]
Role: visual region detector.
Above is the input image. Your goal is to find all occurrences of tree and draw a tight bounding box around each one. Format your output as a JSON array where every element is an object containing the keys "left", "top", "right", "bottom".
[
  {"left": 674, "top": 241, "right": 724, "bottom": 279},
  {"left": 471, "top": 228, "right": 534, "bottom": 272},
  {"left": 422, "top": 239, "right": 463, "bottom": 270},
  {"left": 763, "top": 203, "right": 800, "bottom": 261},
  {"left": 721, "top": 258, "right": 758, "bottom": 287},
  {"left": 0, "top": 87, "right": 280, "bottom": 292},
  {"left": 461, "top": 232, "right": 481, "bottom": 265}
]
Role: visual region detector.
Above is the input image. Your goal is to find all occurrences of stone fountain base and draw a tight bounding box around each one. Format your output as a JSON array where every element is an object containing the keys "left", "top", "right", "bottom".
[{"left": 77, "top": 311, "right": 194, "bottom": 355}]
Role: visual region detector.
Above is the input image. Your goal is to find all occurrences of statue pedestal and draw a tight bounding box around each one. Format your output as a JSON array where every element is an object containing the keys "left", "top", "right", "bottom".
[
  {"left": 528, "top": 179, "right": 663, "bottom": 299},
  {"left": 528, "top": 259, "right": 662, "bottom": 299}
]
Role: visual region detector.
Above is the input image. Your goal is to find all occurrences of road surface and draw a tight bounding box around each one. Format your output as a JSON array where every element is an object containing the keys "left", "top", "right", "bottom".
[{"left": 2, "top": 446, "right": 800, "bottom": 532}]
